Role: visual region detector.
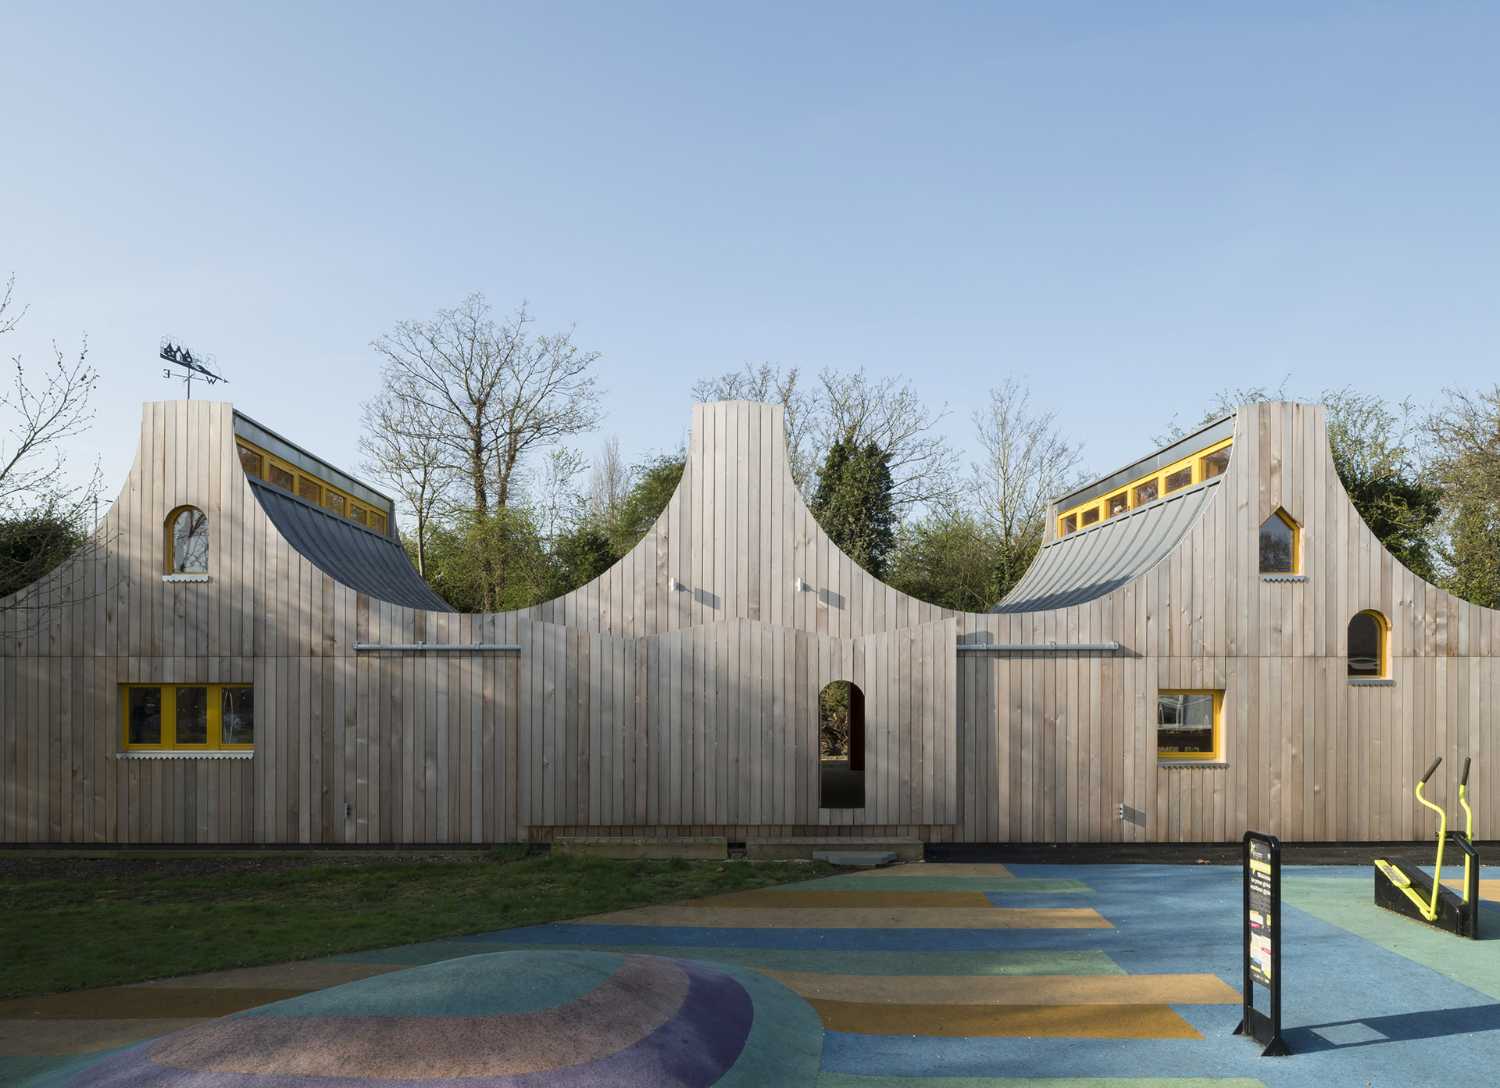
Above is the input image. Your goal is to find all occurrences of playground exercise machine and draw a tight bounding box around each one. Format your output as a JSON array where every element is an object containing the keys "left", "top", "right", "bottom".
[{"left": 1373, "top": 756, "right": 1480, "bottom": 939}]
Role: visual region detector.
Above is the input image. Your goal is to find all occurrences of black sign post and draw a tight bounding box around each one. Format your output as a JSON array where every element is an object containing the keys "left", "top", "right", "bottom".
[{"left": 1233, "top": 831, "right": 1290, "bottom": 1056}]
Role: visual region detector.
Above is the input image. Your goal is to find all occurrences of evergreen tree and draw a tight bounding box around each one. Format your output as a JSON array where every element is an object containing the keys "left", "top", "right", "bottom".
[{"left": 809, "top": 439, "right": 896, "bottom": 578}]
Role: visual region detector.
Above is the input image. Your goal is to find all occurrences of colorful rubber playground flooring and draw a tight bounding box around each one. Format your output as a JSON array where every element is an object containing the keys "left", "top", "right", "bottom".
[{"left": 4, "top": 860, "right": 1498, "bottom": 1086}]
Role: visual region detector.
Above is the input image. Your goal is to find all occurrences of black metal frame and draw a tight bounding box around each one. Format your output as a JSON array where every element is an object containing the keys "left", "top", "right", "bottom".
[{"left": 1234, "top": 830, "right": 1290, "bottom": 1056}]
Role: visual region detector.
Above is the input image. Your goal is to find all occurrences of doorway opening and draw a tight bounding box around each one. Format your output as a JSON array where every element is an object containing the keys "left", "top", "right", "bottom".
[{"left": 819, "top": 680, "right": 865, "bottom": 808}]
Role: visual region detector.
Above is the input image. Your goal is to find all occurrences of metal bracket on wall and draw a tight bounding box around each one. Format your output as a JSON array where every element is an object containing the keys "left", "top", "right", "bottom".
[
  {"left": 353, "top": 643, "right": 522, "bottom": 653},
  {"left": 955, "top": 641, "right": 1122, "bottom": 653}
]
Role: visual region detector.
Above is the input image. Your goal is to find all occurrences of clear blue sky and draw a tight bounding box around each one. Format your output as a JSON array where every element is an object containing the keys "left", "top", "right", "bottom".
[{"left": 5, "top": 3, "right": 1499, "bottom": 507}]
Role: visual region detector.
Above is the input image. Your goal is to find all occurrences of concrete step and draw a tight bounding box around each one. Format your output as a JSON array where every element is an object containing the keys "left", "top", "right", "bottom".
[
  {"left": 812, "top": 850, "right": 898, "bottom": 868},
  {"left": 746, "top": 837, "right": 923, "bottom": 862},
  {"left": 552, "top": 836, "right": 727, "bottom": 861}
]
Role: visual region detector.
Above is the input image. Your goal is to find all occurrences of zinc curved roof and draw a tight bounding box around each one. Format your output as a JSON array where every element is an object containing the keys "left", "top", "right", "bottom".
[
  {"left": 250, "top": 481, "right": 451, "bottom": 611},
  {"left": 992, "top": 478, "right": 1219, "bottom": 614}
]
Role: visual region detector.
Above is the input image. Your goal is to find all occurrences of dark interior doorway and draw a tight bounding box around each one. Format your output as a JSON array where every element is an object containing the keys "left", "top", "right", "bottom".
[{"left": 819, "top": 680, "right": 865, "bottom": 808}]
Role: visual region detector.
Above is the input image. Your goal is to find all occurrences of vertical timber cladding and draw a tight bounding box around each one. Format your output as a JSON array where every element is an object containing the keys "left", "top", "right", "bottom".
[
  {"left": 2, "top": 396, "right": 1499, "bottom": 844},
  {"left": 514, "top": 617, "right": 960, "bottom": 831}
]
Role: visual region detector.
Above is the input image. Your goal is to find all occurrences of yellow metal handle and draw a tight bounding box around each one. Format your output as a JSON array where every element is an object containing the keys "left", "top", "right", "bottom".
[
  {"left": 1414, "top": 776, "right": 1447, "bottom": 922},
  {"left": 1458, "top": 756, "right": 1473, "bottom": 905}
]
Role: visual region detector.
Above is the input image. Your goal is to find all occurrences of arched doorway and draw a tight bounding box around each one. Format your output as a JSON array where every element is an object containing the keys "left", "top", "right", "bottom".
[{"left": 819, "top": 680, "right": 865, "bottom": 809}]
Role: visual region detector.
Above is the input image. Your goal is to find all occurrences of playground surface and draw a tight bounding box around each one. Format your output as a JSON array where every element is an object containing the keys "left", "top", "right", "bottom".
[{"left": 4, "top": 859, "right": 1497, "bottom": 1087}]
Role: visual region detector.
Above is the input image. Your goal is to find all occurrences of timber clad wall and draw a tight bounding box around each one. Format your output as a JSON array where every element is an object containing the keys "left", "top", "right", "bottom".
[{"left": 0, "top": 399, "right": 1494, "bottom": 844}]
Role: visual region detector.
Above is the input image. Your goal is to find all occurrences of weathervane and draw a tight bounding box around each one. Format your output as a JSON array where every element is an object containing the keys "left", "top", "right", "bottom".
[{"left": 160, "top": 337, "right": 228, "bottom": 400}]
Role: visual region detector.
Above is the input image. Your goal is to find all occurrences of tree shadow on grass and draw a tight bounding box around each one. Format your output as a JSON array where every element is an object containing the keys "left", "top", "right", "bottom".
[{"left": 1289, "top": 1003, "right": 1500, "bottom": 1052}]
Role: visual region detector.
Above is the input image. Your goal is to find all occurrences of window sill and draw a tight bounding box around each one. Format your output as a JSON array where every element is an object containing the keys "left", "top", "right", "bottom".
[
  {"left": 1261, "top": 574, "right": 1307, "bottom": 583},
  {"left": 1158, "top": 761, "right": 1229, "bottom": 769},
  {"left": 162, "top": 573, "right": 210, "bottom": 583},
  {"left": 116, "top": 750, "right": 254, "bottom": 760},
  {"left": 1348, "top": 678, "right": 1395, "bottom": 687}
]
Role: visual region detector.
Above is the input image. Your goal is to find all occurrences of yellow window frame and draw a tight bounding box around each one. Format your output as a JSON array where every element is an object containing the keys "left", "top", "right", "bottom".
[
  {"left": 235, "top": 436, "right": 392, "bottom": 537},
  {"left": 1059, "top": 437, "right": 1233, "bottom": 537},
  {"left": 163, "top": 504, "right": 209, "bottom": 575},
  {"left": 1156, "top": 688, "right": 1223, "bottom": 763},
  {"left": 121, "top": 683, "right": 254, "bottom": 751},
  {"left": 1260, "top": 507, "right": 1302, "bottom": 574},
  {"left": 1349, "top": 609, "right": 1390, "bottom": 679}
]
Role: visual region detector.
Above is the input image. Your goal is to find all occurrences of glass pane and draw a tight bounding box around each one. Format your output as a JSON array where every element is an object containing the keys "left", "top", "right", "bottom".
[
  {"left": 324, "top": 491, "right": 346, "bottom": 516},
  {"left": 172, "top": 508, "right": 209, "bottom": 573},
  {"left": 269, "top": 463, "right": 295, "bottom": 490},
  {"left": 1080, "top": 507, "right": 1099, "bottom": 526},
  {"left": 176, "top": 686, "right": 208, "bottom": 744},
  {"left": 221, "top": 687, "right": 254, "bottom": 746},
  {"left": 128, "top": 687, "right": 162, "bottom": 745},
  {"left": 1157, "top": 693, "right": 1215, "bottom": 756},
  {"left": 1164, "top": 466, "right": 1193, "bottom": 493},
  {"left": 236, "top": 444, "right": 262, "bottom": 479},
  {"left": 1200, "top": 447, "right": 1231, "bottom": 479},
  {"left": 1259, "top": 514, "right": 1295, "bottom": 573},
  {"left": 370, "top": 511, "right": 387, "bottom": 534},
  {"left": 1061, "top": 514, "right": 1077, "bottom": 535},
  {"left": 1107, "top": 493, "right": 1129, "bottom": 517},
  {"left": 1348, "top": 614, "right": 1383, "bottom": 677},
  {"left": 350, "top": 506, "right": 368, "bottom": 525},
  {"left": 298, "top": 476, "right": 322, "bottom": 503},
  {"left": 1134, "top": 479, "right": 1159, "bottom": 505}
]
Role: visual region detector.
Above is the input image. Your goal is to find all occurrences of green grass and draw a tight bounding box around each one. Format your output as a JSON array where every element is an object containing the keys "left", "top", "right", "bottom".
[{"left": 0, "top": 849, "right": 831, "bottom": 999}]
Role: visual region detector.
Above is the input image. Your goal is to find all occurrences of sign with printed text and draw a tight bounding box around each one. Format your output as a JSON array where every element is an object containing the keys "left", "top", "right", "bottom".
[
  {"left": 1235, "top": 831, "right": 1290, "bottom": 1056},
  {"left": 1247, "top": 836, "right": 1274, "bottom": 987}
]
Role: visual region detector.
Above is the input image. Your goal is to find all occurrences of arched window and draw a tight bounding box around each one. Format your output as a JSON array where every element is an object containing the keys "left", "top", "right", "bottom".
[
  {"left": 166, "top": 506, "right": 209, "bottom": 574},
  {"left": 1258, "top": 509, "right": 1300, "bottom": 574},
  {"left": 1348, "top": 610, "right": 1389, "bottom": 679},
  {"left": 819, "top": 680, "right": 865, "bottom": 809}
]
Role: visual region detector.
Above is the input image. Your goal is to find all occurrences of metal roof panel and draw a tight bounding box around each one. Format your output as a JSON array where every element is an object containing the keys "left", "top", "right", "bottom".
[{"left": 992, "top": 478, "right": 1219, "bottom": 614}]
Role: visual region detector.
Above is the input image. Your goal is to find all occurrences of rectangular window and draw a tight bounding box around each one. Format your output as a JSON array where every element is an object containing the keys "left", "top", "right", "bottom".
[
  {"left": 324, "top": 490, "right": 346, "bottom": 516},
  {"left": 175, "top": 686, "right": 209, "bottom": 744},
  {"left": 1079, "top": 506, "right": 1100, "bottom": 527},
  {"left": 122, "top": 684, "right": 254, "bottom": 751},
  {"left": 1157, "top": 690, "right": 1223, "bottom": 762},
  {"left": 298, "top": 476, "right": 322, "bottom": 504},
  {"left": 127, "top": 687, "right": 162, "bottom": 746},
  {"left": 350, "top": 505, "right": 368, "bottom": 526},
  {"left": 369, "top": 511, "right": 387, "bottom": 534},
  {"left": 1163, "top": 466, "right": 1193, "bottom": 493},
  {"left": 1134, "top": 479, "right": 1159, "bottom": 505},
  {"left": 1106, "top": 492, "right": 1129, "bottom": 517},
  {"left": 1200, "top": 446, "right": 1231, "bottom": 480},
  {"left": 236, "top": 444, "right": 263, "bottom": 479},
  {"left": 1060, "top": 513, "right": 1077, "bottom": 535},
  {"left": 268, "top": 463, "right": 295, "bottom": 490},
  {"left": 221, "top": 686, "right": 255, "bottom": 746}
]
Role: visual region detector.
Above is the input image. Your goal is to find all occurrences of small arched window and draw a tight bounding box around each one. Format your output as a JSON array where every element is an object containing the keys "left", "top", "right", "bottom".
[
  {"left": 1258, "top": 509, "right": 1300, "bottom": 574},
  {"left": 166, "top": 506, "right": 209, "bottom": 574},
  {"left": 1348, "top": 610, "right": 1389, "bottom": 679}
]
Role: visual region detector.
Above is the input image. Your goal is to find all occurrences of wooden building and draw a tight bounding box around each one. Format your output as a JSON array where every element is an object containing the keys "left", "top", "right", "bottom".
[{"left": 0, "top": 398, "right": 1493, "bottom": 845}]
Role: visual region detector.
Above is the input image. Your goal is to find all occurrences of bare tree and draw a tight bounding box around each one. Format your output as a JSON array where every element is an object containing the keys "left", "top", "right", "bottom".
[
  {"left": 1152, "top": 378, "right": 1293, "bottom": 446},
  {"left": 692, "top": 363, "right": 815, "bottom": 488},
  {"left": 587, "top": 435, "right": 630, "bottom": 520},
  {"left": 359, "top": 382, "right": 454, "bottom": 576},
  {"left": 814, "top": 368, "right": 958, "bottom": 515},
  {"left": 692, "top": 363, "right": 955, "bottom": 512},
  {"left": 970, "top": 379, "right": 1083, "bottom": 590},
  {"left": 0, "top": 274, "right": 107, "bottom": 618},
  {"left": 531, "top": 445, "right": 588, "bottom": 543},
  {"left": 369, "top": 293, "right": 602, "bottom": 606}
]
